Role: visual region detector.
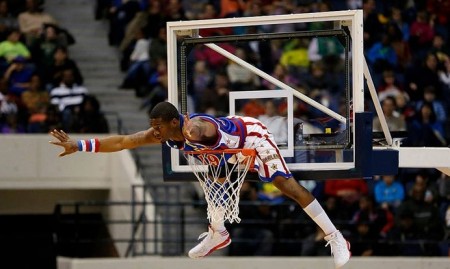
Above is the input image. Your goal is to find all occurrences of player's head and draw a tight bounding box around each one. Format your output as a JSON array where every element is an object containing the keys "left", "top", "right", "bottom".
[
  {"left": 149, "top": 102, "right": 182, "bottom": 142},
  {"left": 149, "top": 101, "right": 180, "bottom": 122}
]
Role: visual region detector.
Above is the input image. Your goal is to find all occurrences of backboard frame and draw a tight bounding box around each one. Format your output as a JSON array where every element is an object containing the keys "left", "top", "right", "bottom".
[
  {"left": 162, "top": 10, "right": 450, "bottom": 181},
  {"left": 165, "top": 10, "right": 365, "bottom": 178}
]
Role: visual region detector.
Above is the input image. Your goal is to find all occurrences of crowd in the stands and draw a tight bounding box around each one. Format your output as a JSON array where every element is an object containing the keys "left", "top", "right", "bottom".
[
  {"left": 0, "top": 0, "right": 109, "bottom": 134},
  {"left": 97, "top": 0, "right": 449, "bottom": 257}
]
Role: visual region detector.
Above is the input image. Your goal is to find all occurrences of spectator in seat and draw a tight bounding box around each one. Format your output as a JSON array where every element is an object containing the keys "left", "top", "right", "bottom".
[
  {"left": 324, "top": 178, "right": 369, "bottom": 214},
  {"left": 140, "top": 57, "right": 168, "bottom": 108},
  {"left": 3, "top": 56, "right": 34, "bottom": 98},
  {"left": 405, "top": 101, "right": 446, "bottom": 147},
  {"left": 164, "top": 0, "right": 187, "bottom": 22},
  {"left": 303, "top": 60, "right": 341, "bottom": 116},
  {"left": 0, "top": 28, "right": 31, "bottom": 74},
  {"left": 106, "top": 0, "right": 141, "bottom": 46},
  {"left": 374, "top": 174, "right": 405, "bottom": 210},
  {"left": 148, "top": 26, "right": 167, "bottom": 70},
  {"left": 119, "top": 27, "right": 151, "bottom": 90},
  {"left": 415, "top": 86, "right": 447, "bottom": 124},
  {"left": 366, "top": 34, "right": 398, "bottom": 74},
  {"left": 70, "top": 94, "right": 109, "bottom": 134},
  {"left": 376, "top": 70, "right": 406, "bottom": 103},
  {"left": 0, "top": 0, "right": 19, "bottom": 42},
  {"left": 240, "top": 99, "right": 265, "bottom": 118},
  {"left": 219, "top": 0, "right": 246, "bottom": 18},
  {"left": 0, "top": 73, "right": 25, "bottom": 134},
  {"left": 21, "top": 74, "right": 49, "bottom": 132},
  {"left": 262, "top": 63, "right": 299, "bottom": 91},
  {"left": 408, "top": 10, "right": 435, "bottom": 63},
  {"left": 307, "top": 36, "right": 345, "bottom": 73},
  {"left": 119, "top": 0, "right": 164, "bottom": 54},
  {"left": 49, "top": 68, "right": 88, "bottom": 130},
  {"left": 191, "top": 60, "right": 212, "bottom": 109},
  {"left": 395, "top": 180, "right": 444, "bottom": 255},
  {"left": 394, "top": 92, "right": 415, "bottom": 123},
  {"left": 118, "top": 0, "right": 165, "bottom": 72},
  {"left": 18, "top": 0, "right": 58, "bottom": 47},
  {"left": 197, "top": 3, "right": 232, "bottom": 37},
  {"left": 404, "top": 52, "right": 441, "bottom": 102},
  {"left": 352, "top": 195, "right": 394, "bottom": 236},
  {"left": 30, "top": 24, "right": 67, "bottom": 72},
  {"left": 44, "top": 46, "right": 83, "bottom": 90},
  {"left": 226, "top": 47, "right": 260, "bottom": 91},
  {"left": 372, "top": 96, "right": 406, "bottom": 132},
  {"left": 388, "top": 7, "right": 409, "bottom": 43},
  {"left": 198, "top": 71, "right": 230, "bottom": 116},
  {"left": 386, "top": 210, "right": 423, "bottom": 256},
  {"left": 362, "top": 0, "right": 383, "bottom": 50},
  {"left": 429, "top": 34, "right": 450, "bottom": 66}
]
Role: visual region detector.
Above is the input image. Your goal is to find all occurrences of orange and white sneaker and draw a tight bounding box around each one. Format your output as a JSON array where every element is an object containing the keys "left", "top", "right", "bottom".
[
  {"left": 324, "top": 230, "right": 351, "bottom": 268},
  {"left": 188, "top": 226, "right": 231, "bottom": 259}
]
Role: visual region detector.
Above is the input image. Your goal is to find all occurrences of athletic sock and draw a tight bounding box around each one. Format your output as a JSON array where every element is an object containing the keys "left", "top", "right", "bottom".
[
  {"left": 210, "top": 207, "right": 226, "bottom": 232},
  {"left": 303, "top": 199, "right": 337, "bottom": 235}
]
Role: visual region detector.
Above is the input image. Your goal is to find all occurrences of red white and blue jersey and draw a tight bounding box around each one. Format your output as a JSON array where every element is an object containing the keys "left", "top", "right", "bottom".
[{"left": 166, "top": 114, "right": 292, "bottom": 182}]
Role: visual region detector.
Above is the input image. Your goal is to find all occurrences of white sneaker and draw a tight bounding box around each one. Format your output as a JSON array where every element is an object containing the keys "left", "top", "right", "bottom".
[
  {"left": 324, "top": 230, "right": 351, "bottom": 269},
  {"left": 188, "top": 226, "right": 231, "bottom": 258}
]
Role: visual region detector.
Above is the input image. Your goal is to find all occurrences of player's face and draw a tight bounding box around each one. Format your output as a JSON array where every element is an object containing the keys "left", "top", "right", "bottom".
[{"left": 150, "top": 118, "right": 176, "bottom": 142}]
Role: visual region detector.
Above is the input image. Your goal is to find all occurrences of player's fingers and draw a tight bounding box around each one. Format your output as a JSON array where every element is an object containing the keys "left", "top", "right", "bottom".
[
  {"left": 60, "top": 130, "right": 70, "bottom": 140},
  {"left": 56, "top": 134, "right": 67, "bottom": 142},
  {"left": 49, "top": 140, "right": 60, "bottom": 146},
  {"left": 184, "top": 113, "right": 190, "bottom": 123},
  {"left": 183, "top": 122, "right": 193, "bottom": 137},
  {"left": 51, "top": 129, "right": 61, "bottom": 135},
  {"left": 50, "top": 130, "right": 65, "bottom": 141}
]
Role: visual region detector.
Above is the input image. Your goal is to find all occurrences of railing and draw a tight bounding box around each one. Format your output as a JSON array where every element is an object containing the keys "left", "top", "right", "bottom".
[
  {"left": 53, "top": 183, "right": 186, "bottom": 257},
  {"left": 52, "top": 183, "right": 449, "bottom": 258}
]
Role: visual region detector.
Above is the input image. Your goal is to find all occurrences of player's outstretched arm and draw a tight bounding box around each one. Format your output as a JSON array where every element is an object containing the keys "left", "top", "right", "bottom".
[{"left": 49, "top": 129, "right": 160, "bottom": 157}]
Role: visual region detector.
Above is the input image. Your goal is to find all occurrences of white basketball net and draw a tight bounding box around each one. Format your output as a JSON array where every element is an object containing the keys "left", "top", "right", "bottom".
[{"left": 184, "top": 149, "right": 256, "bottom": 224}]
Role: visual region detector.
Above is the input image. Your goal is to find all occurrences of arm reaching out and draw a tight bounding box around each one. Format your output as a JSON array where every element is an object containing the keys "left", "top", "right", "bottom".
[{"left": 49, "top": 129, "right": 161, "bottom": 157}]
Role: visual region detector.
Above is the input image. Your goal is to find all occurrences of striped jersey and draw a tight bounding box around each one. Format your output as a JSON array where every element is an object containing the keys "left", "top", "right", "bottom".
[
  {"left": 166, "top": 113, "right": 292, "bottom": 182},
  {"left": 166, "top": 113, "right": 248, "bottom": 151}
]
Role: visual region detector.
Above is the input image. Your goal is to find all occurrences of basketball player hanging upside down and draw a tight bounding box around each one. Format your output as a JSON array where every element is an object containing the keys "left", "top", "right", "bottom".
[{"left": 50, "top": 101, "right": 351, "bottom": 268}]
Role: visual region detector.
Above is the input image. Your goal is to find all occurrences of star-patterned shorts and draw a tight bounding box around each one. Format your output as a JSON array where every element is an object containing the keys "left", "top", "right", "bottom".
[{"left": 240, "top": 117, "right": 292, "bottom": 182}]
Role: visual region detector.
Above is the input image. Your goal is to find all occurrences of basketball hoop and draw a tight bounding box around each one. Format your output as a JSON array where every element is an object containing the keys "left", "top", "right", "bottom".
[{"left": 184, "top": 149, "right": 256, "bottom": 223}]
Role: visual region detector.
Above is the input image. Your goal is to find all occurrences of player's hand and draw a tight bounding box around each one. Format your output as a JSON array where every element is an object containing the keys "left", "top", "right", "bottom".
[
  {"left": 49, "top": 129, "right": 78, "bottom": 157},
  {"left": 182, "top": 113, "right": 192, "bottom": 138},
  {"left": 182, "top": 113, "right": 201, "bottom": 140}
]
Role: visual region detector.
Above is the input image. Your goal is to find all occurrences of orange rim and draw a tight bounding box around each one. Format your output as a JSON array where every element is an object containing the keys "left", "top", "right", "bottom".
[{"left": 184, "top": 148, "right": 256, "bottom": 156}]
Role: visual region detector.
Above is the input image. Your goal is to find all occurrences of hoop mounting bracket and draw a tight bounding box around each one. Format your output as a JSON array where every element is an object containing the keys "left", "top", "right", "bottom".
[{"left": 175, "top": 29, "right": 199, "bottom": 37}]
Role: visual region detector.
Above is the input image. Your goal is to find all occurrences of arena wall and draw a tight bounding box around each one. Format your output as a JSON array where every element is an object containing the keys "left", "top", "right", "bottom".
[
  {"left": 57, "top": 256, "right": 449, "bottom": 269},
  {"left": 2, "top": 136, "right": 448, "bottom": 267},
  {"left": 0, "top": 134, "right": 151, "bottom": 256}
]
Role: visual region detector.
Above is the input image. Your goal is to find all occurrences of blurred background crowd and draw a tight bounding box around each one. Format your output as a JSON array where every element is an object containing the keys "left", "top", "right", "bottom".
[
  {"left": 98, "top": 0, "right": 449, "bottom": 257},
  {"left": 0, "top": 0, "right": 109, "bottom": 134},
  {"left": 0, "top": 0, "right": 448, "bottom": 257}
]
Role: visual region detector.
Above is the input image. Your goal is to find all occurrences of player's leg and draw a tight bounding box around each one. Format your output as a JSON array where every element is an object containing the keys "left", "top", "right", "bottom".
[
  {"left": 252, "top": 131, "right": 350, "bottom": 268},
  {"left": 272, "top": 176, "right": 351, "bottom": 268}
]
